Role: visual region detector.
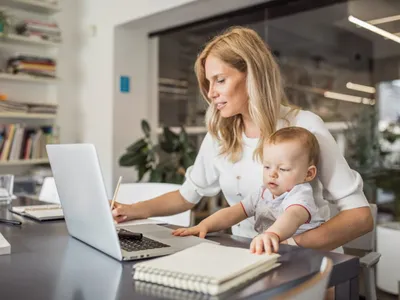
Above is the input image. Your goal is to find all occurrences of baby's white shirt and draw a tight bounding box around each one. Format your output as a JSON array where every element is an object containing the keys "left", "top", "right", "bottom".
[{"left": 241, "top": 182, "right": 325, "bottom": 235}]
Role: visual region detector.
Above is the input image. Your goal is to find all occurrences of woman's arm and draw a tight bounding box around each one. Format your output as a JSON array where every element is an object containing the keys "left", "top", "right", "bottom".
[
  {"left": 293, "top": 206, "right": 373, "bottom": 250},
  {"left": 112, "top": 190, "right": 195, "bottom": 223}
]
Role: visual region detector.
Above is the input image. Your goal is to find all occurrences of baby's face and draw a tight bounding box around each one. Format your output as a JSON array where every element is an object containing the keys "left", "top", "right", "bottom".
[{"left": 262, "top": 141, "right": 312, "bottom": 197}]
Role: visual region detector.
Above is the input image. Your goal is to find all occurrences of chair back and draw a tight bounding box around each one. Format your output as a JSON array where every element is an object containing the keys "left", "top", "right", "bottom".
[
  {"left": 117, "top": 182, "right": 191, "bottom": 227},
  {"left": 39, "top": 177, "right": 60, "bottom": 204},
  {"left": 344, "top": 204, "right": 377, "bottom": 251},
  {"left": 273, "top": 257, "right": 333, "bottom": 300}
]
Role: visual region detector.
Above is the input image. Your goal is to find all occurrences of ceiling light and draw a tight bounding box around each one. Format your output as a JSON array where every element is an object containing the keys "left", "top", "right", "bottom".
[
  {"left": 324, "top": 91, "right": 374, "bottom": 105},
  {"left": 368, "top": 14, "right": 400, "bottom": 25},
  {"left": 348, "top": 15, "right": 400, "bottom": 44},
  {"left": 346, "top": 82, "right": 376, "bottom": 94}
]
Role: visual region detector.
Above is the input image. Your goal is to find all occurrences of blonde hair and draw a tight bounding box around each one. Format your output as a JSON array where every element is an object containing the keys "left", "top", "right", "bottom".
[
  {"left": 194, "top": 26, "right": 295, "bottom": 163},
  {"left": 267, "top": 127, "right": 320, "bottom": 166}
]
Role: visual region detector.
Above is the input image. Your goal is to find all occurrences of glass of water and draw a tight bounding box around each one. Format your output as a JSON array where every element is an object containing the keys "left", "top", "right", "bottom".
[{"left": 0, "top": 174, "right": 14, "bottom": 204}]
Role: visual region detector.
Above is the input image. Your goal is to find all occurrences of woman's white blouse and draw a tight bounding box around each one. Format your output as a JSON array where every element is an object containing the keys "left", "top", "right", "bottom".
[{"left": 179, "top": 107, "right": 369, "bottom": 238}]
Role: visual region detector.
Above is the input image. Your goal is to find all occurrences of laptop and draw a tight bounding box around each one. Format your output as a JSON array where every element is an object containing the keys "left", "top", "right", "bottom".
[{"left": 46, "top": 143, "right": 216, "bottom": 261}]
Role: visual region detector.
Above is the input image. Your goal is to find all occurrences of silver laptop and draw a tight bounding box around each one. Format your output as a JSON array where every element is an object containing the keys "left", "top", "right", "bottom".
[{"left": 46, "top": 143, "right": 215, "bottom": 261}]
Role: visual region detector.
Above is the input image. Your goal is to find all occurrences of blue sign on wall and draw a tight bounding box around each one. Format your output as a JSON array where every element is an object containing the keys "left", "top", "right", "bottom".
[{"left": 120, "top": 76, "right": 130, "bottom": 93}]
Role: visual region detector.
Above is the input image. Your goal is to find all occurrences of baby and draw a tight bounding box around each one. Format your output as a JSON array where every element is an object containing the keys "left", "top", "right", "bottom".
[{"left": 172, "top": 126, "right": 325, "bottom": 254}]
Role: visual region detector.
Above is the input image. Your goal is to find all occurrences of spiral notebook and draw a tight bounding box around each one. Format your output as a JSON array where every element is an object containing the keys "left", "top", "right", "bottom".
[
  {"left": 133, "top": 243, "right": 280, "bottom": 295},
  {"left": 10, "top": 204, "right": 64, "bottom": 221}
]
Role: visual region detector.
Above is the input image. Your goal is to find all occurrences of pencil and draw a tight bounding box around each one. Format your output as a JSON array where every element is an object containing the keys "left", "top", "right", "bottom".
[{"left": 110, "top": 176, "right": 122, "bottom": 210}]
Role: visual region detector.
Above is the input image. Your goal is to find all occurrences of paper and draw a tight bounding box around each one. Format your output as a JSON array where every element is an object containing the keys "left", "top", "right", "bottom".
[
  {"left": 11, "top": 204, "right": 62, "bottom": 213},
  {"left": 0, "top": 233, "right": 11, "bottom": 255}
]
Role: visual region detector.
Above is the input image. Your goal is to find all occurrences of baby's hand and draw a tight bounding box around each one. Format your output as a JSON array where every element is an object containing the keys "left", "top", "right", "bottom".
[
  {"left": 250, "top": 232, "right": 280, "bottom": 255},
  {"left": 172, "top": 224, "right": 208, "bottom": 238}
]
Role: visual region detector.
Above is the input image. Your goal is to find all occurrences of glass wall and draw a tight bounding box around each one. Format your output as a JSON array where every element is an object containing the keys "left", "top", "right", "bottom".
[{"left": 156, "top": 0, "right": 400, "bottom": 222}]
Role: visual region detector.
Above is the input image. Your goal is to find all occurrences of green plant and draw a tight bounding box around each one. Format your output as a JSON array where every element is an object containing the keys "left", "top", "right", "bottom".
[
  {"left": 344, "top": 105, "right": 381, "bottom": 176},
  {"left": 119, "top": 120, "right": 197, "bottom": 184},
  {"left": 0, "top": 10, "right": 10, "bottom": 35}
]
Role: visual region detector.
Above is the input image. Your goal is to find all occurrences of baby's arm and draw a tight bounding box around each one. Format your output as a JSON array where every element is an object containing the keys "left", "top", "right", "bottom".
[
  {"left": 172, "top": 203, "right": 247, "bottom": 238},
  {"left": 251, "top": 206, "right": 309, "bottom": 254},
  {"left": 267, "top": 205, "right": 309, "bottom": 240}
]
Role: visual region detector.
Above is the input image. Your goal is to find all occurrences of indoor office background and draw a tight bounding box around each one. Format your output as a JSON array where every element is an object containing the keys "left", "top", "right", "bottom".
[
  {"left": 0, "top": 0, "right": 400, "bottom": 298},
  {"left": 156, "top": 0, "right": 400, "bottom": 225}
]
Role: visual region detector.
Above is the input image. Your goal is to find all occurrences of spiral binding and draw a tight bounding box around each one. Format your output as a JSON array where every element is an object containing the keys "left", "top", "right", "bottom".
[{"left": 133, "top": 265, "right": 214, "bottom": 294}]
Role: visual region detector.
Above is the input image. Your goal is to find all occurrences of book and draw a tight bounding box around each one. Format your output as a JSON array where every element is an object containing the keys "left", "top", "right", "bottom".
[
  {"left": 0, "top": 233, "right": 11, "bottom": 255},
  {"left": 133, "top": 243, "right": 280, "bottom": 295},
  {"left": 9, "top": 204, "right": 63, "bottom": 221}
]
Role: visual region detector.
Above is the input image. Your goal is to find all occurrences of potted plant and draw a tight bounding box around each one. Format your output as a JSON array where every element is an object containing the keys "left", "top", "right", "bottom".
[
  {"left": 0, "top": 10, "right": 10, "bottom": 35},
  {"left": 119, "top": 120, "right": 197, "bottom": 184}
]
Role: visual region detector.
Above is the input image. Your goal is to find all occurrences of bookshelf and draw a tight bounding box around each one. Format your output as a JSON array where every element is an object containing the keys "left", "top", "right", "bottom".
[
  {"left": 0, "top": 112, "right": 56, "bottom": 119},
  {"left": 0, "top": 0, "right": 60, "bottom": 14},
  {"left": 0, "top": 1, "right": 61, "bottom": 194},
  {"left": 0, "top": 33, "right": 61, "bottom": 46},
  {"left": 0, "top": 73, "right": 58, "bottom": 84},
  {"left": 0, "top": 158, "right": 49, "bottom": 166}
]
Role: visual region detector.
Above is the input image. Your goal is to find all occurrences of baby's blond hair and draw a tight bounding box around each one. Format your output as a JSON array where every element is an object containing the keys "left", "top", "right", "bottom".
[{"left": 266, "top": 127, "right": 320, "bottom": 166}]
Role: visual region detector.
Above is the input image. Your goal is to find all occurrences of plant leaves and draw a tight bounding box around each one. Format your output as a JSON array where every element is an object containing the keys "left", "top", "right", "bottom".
[
  {"left": 119, "top": 152, "right": 147, "bottom": 167},
  {"left": 149, "top": 168, "right": 163, "bottom": 182},
  {"left": 160, "top": 127, "right": 180, "bottom": 152},
  {"left": 138, "top": 165, "right": 150, "bottom": 182},
  {"left": 141, "top": 120, "right": 151, "bottom": 137},
  {"left": 126, "top": 138, "right": 147, "bottom": 153},
  {"left": 180, "top": 152, "right": 194, "bottom": 169},
  {"left": 178, "top": 127, "right": 189, "bottom": 148}
]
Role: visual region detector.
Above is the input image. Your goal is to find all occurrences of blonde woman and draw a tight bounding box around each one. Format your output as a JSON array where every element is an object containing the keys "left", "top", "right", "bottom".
[{"left": 112, "top": 26, "right": 373, "bottom": 251}]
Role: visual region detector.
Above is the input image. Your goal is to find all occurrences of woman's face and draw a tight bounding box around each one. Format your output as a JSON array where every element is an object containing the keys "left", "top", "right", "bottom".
[{"left": 205, "top": 55, "right": 248, "bottom": 118}]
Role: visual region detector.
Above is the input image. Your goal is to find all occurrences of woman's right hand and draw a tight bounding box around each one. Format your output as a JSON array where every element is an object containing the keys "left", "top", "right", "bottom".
[{"left": 111, "top": 202, "right": 136, "bottom": 223}]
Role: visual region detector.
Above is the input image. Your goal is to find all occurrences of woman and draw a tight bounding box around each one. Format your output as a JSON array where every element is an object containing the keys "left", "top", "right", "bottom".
[{"left": 112, "top": 26, "right": 373, "bottom": 251}]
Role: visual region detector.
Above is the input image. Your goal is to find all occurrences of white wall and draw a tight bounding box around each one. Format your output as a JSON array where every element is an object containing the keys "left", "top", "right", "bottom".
[
  {"left": 77, "top": 0, "right": 198, "bottom": 195},
  {"left": 77, "top": 0, "right": 270, "bottom": 194}
]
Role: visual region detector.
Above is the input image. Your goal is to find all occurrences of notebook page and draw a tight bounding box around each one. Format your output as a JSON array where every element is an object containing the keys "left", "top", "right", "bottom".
[
  {"left": 27, "top": 209, "right": 64, "bottom": 219},
  {"left": 11, "top": 204, "right": 61, "bottom": 213},
  {"left": 0, "top": 233, "right": 11, "bottom": 255},
  {"left": 134, "top": 243, "right": 280, "bottom": 283}
]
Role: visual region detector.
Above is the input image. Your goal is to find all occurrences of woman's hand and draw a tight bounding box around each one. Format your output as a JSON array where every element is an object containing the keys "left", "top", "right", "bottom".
[
  {"left": 250, "top": 232, "right": 280, "bottom": 254},
  {"left": 111, "top": 202, "right": 136, "bottom": 223},
  {"left": 172, "top": 224, "right": 208, "bottom": 238}
]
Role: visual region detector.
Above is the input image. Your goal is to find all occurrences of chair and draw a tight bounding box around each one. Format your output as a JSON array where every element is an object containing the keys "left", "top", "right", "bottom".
[
  {"left": 116, "top": 182, "right": 191, "bottom": 227},
  {"left": 273, "top": 257, "right": 333, "bottom": 300},
  {"left": 38, "top": 177, "right": 60, "bottom": 204},
  {"left": 343, "top": 204, "right": 381, "bottom": 300}
]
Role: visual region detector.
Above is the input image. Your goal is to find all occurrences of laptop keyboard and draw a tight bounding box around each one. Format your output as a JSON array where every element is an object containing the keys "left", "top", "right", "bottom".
[{"left": 119, "top": 236, "right": 171, "bottom": 252}]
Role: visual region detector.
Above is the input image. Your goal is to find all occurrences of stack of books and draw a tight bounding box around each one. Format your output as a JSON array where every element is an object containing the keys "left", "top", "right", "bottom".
[
  {"left": 0, "top": 124, "right": 59, "bottom": 161},
  {"left": 0, "top": 100, "right": 57, "bottom": 115},
  {"left": 15, "top": 19, "right": 61, "bottom": 43},
  {"left": 7, "top": 55, "right": 56, "bottom": 79}
]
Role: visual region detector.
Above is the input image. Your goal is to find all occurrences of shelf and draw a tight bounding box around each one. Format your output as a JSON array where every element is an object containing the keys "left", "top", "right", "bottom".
[
  {"left": 0, "top": 158, "right": 49, "bottom": 166},
  {"left": 157, "top": 126, "right": 207, "bottom": 135},
  {"left": 0, "top": 112, "right": 56, "bottom": 119},
  {"left": 0, "top": 33, "right": 60, "bottom": 46},
  {"left": 0, "top": 73, "right": 58, "bottom": 83},
  {"left": 0, "top": 0, "right": 61, "bottom": 13}
]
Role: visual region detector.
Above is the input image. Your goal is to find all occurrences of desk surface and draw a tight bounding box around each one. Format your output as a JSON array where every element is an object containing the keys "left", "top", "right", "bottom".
[{"left": 0, "top": 198, "right": 359, "bottom": 300}]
